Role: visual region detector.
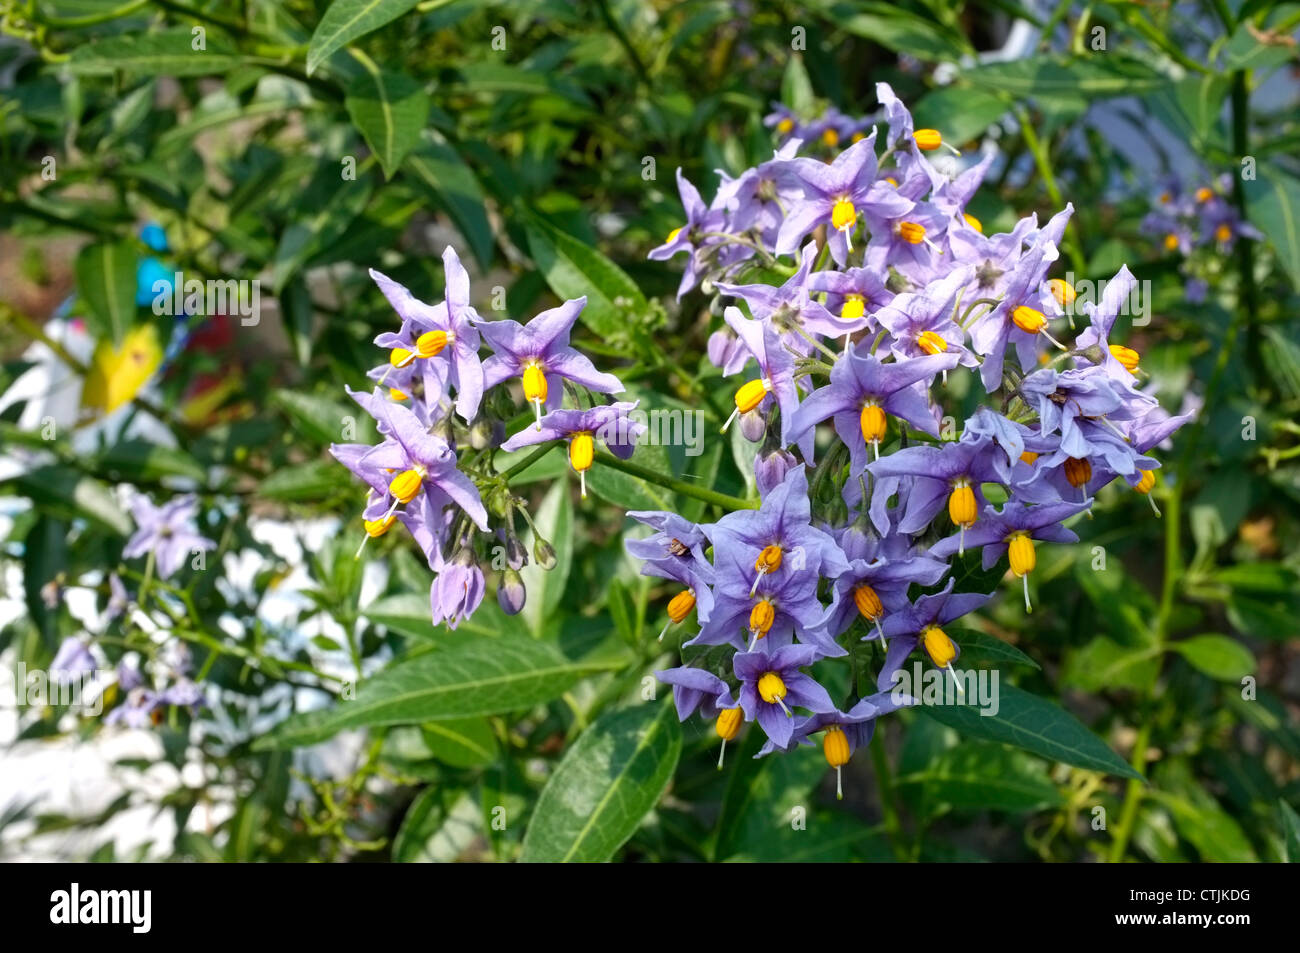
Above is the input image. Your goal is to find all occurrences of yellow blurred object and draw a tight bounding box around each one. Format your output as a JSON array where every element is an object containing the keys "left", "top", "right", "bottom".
[{"left": 81, "top": 325, "right": 163, "bottom": 415}]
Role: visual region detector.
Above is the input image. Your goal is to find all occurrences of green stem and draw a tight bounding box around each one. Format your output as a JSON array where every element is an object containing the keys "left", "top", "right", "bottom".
[
  {"left": 592, "top": 450, "right": 756, "bottom": 510},
  {"left": 1108, "top": 719, "right": 1152, "bottom": 862},
  {"left": 501, "top": 442, "right": 556, "bottom": 480},
  {"left": 1014, "top": 106, "right": 1087, "bottom": 277},
  {"left": 869, "top": 729, "right": 908, "bottom": 861}
]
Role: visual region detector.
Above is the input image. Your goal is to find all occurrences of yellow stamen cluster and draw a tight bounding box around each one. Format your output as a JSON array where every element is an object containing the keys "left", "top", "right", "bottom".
[
  {"left": 522, "top": 363, "right": 548, "bottom": 403},
  {"left": 831, "top": 197, "right": 857, "bottom": 233},
  {"left": 1064, "top": 456, "right": 1092, "bottom": 488},
  {"left": 755, "top": 544, "right": 784, "bottom": 575},
  {"left": 1007, "top": 532, "right": 1036, "bottom": 578},
  {"left": 1134, "top": 470, "right": 1156, "bottom": 495},
  {"left": 1164, "top": 233, "right": 1180, "bottom": 252},
  {"left": 822, "top": 127, "right": 840, "bottom": 148},
  {"left": 853, "top": 583, "right": 883, "bottom": 621},
  {"left": 917, "top": 331, "right": 948, "bottom": 355},
  {"left": 390, "top": 347, "right": 413, "bottom": 367},
  {"left": 666, "top": 226, "right": 683, "bottom": 244},
  {"left": 757, "top": 671, "right": 787, "bottom": 705},
  {"left": 716, "top": 707, "right": 744, "bottom": 741},
  {"left": 388, "top": 468, "right": 423, "bottom": 504},
  {"left": 1109, "top": 344, "right": 1140, "bottom": 373},
  {"left": 1020, "top": 450, "right": 1039, "bottom": 465},
  {"left": 735, "top": 378, "right": 770, "bottom": 414},
  {"left": 841, "top": 293, "right": 866, "bottom": 321},
  {"left": 948, "top": 479, "right": 976, "bottom": 527},
  {"left": 963, "top": 213, "right": 983, "bottom": 233},
  {"left": 913, "top": 129, "right": 942, "bottom": 151},
  {"left": 897, "top": 221, "right": 926, "bottom": 244},
  {"left": 364, "top": 514, "right": 397, "bottom": 538},
  {"left": 921, "top": 625, "right": 957, "bottom": 668},
  {"left": 389, "top": 388, "right": 409, "bottom": 401},
  {"left": 777, "top": 118, "right": 795, "bottom": 135},
  {"left": 416, "top": 330, "right": 449, "bottom": 358},
  {"left": 860, "top": 402, "right": 887, "bottom": 446},
  {"left": 568, "top": 432, "right": 595, "bottom": 473},
  {"left": 823, "top": 726, "right": 850, "bottom": 767},
  {"left": 1011, "top": 305, "right": 1047, "bottom": 334},
  {"left": 1215, "top": 223, "right": 1232, "bottom": 243},
  {"left": 1195, "top": 186, "right": 1214, "bottom": 203},
  {"left": 1047, "top": 278, "right": 1076, "bottom": 309},
  {"left": 749, "top": 599, "right": 776, "bottom": 640},
  {"left": 667, "top": 588, "right": 696, "bottom": 624}
]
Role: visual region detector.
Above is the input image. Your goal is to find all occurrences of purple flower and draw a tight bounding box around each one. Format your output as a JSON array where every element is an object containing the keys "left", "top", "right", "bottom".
[
  {"left": 369, "top": 246, "right": 485, "bottom": 423},
  {"left": 479, "top": 297, "right": 624, "bottom": 426},
  {"left": 754, "top": 447, "right": 798, "bottom": 496},
  {"left": 720, "top": 306, "right": 807, "bottom": 455},
  {"left": 786, "top": 344, "right": 959, "bottom": 475},
  {"left": 816, "top": 533, "right": 949, "bottom": 649},
  {"left": 655, "top": 666, "right": 736, "bottom": 722},
  {"left": 734, "top": 643, "right": 836, "bottom": 748},
  {"left": 714, "top": 242, "right": 845, "bottom": 346},
  {"left": 866, "top": 433, "right": 1006, "bottom": 536},
  {"left": 873, "top": 265, "right": 977, "bottom": 366},
  {"left": 804, "top": 264, "right": 896, "bottom": 335},
  {"left": 51, "top": 637, "right": 95, "bottom": 683},
  {"left": 648, "top": 169, "right": 729, "bottom": 298},
  {"left": 501, "top": 400, "right": 645, "bottom": 498},
  {"left": 877, "top": 580, "right": 992, "bottom": 690},
  {"left": 106, "top": 687, "right": 160, "bottom": 728},
  {"left": 430, "top": 548, "right": 485, "bottom": 629},
  {"left": 123, "top": 494, "right": 216, "bottom": 580},
  {"left": 776, "top": 132, "right": 912, "bottom": 266}
]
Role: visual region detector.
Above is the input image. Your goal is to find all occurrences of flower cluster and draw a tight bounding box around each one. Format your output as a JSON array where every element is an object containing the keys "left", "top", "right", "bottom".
[
  {"left": 331, "top": 247, "right": 637, "bottom": 628},
  {"left": 1140, "top": 171, "right": 1262, "bottom": 303},
  {"left": 642, "top": 84, "right": 1195, "bottom": 793}
]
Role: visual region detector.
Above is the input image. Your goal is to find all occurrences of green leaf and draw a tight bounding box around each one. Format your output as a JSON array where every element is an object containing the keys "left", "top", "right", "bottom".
[
  {"left": 523, "top": 212, "right": 648, "bottom": 339},
  {"left": 344, "top": 68, "right": 429, "bottom": 178},
  {"left": 1171, "top": 634, "right": 1255, "bottom": 681},
  {"left": 96, "top": 439, "right": 208, "bottom": 483},
  {"left": 587, "top": 442, "right": 674, "bottom": 511},
  {"left": 1245, "top": 163, "right": 1300, "bottom": 289},
  {"left": 1062, "top": 636, "right": 1160, "bottom": 692},
  {"left": 912, "top": 85, "right": 1007, "bottom": 146},
  {"left": 918, "top": 683, "right": 1142, "bottom": 780},
  {"left": 251, "top": 708, "right": 342, "bottom": 751},
  {"left": 306, "top": 0, "right": 422, "bottom": 76},
  {"left": 779, "top": 54, "right": 815, "bottom": 115},
  {"left": 392, "top": 786, "right": 482, "bottom": 862},
  {"left": 897, "top": 741, "right": 1064, "bottom": 813},
  {"left": 258, "top": 459, "right": 351, "bottom": 501},
  {"left": 519, "top": 702, "right": 681, "bottom": 862},
  {"left": 75, "top": 240, "right": 136, "bottom": 345},
  {"left": 329, "top": 637, "right": 611, "bottom": 729},
  {"left": 419, "top": 719, "right": 499, "bottom": 768},
  {"left": 951, "top": 629, "right": 1041, "bottom": 670},
  {"left": 518, "top": 479, "right": 573, "bottom": 635},
  {"left": 269, "top": 173, "right": 374, "bottom": 293},
  {"left": 839, "top": 11, "right": 962, "bottom": 60},
  {"left": 270, "top": 389, "right": 354, "bottom": 446},
  {"left": 1279, "top": 800, "right": 1300, "bottom": 862},
  {"left": 963, "top": 54, "right": 1170, "bottom": 103},
  {"left": 404, "top": 135, "right": 495, "bottom": 269},
  {"left": 11, "top": 465, "right": 131, "bottom": 535},
  {"left": 66, "top": 28, "right": 240, "bottom": 77}
]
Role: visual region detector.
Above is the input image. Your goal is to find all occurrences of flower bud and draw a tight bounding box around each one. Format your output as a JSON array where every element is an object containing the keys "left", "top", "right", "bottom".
[
  {"left": 739, "top": 408, "right": 767, "bottom": 443},
  {"left": 754, "top": 448, "right": 796, "bottom": 495},
  {"left": 533, "top": 537, "right": 558, "bottom": 570},
  {"left": 469, "top": 416, "right": 503, "bottom": 450},
  {"left": 498, "top": 569, "right": 527, "bottom": 615},
  {"left": 506, "top": 534, "right": 529, "bottom": 570}
]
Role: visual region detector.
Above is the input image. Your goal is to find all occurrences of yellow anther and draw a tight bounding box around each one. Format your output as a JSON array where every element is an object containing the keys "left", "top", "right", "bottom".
[
  {"left": 1011, "top": 305, "right": 1047, "bottom": 334},
  {"left": 914, "top": 129, "right": 942, "bottom": 151},
  {"left": 1109, "top": 344, "right": 1140, "bottom": 373},
  {"left": 850, "top": 131, "right": 866, "bottom": 143},
  {"left": 921, "top": 625, "right": 957, "bottom": 668},
  {"left": 416, "top": 330, "right": 449, "bottom": 358},
  {"left": 1164, "top": 233, "right": 1180, "bottom": 252},
  {"left": 364, "top": 514, "right": 397, "bottom": 538},
  {"left": 389, "top": 388, "right": 409, "bottom": 401},
  {"left": 749, "top": 599, "right": 776, "bottom": 639},
  {"left": 822, "top": 127, "right": 840, "bottom": 148},
  {"left": 667, "top": 588, "right": 696, "bottom": 624},
  {"left": 963, "top": 212, "right": 983, "bottom": 233},
  {"left": 884, "top": 177, "right": 899, "bottom": 187},
  {"left": 388, "top": 468, "right": 423, "bottom": 504},
  {"left": 823, "top": 726, "right": 851, "bottom": 767},
  {"left": 522, "top": 362, "right": 548, "bottom": 403},
  {"left": 831, "top": 197, "right": 857, "bottom": 232},
  {"left": 716, "top": 707, "right": 744, "bottom": 741},
  {"left": 1134, "top": 470, "right": 1156, "bottom": 495},
  {"left": 777, "top": 118, "right": 795, "bottom": 135},
  {"left": 666, "top": 226, "right": 683, "bottom": 244},
  {"left": 1195, "top": 186, "right": 1214, "bottom": 203},
  {"left": 917, "top": 330, "right": 948, "bottom": 355},
  {"left": 897, "top": 221, "right": 926, "bottom": 244},
  {"left": 1020, "top": 450, "right": 1039, "bottom": 465},
  {"left": 757, "top": 671, "right": 787, "bottom": 705},
  {"left": 1064, "top": 456, "right": 1092, "bottom": 488},
  {"left": 390, "top": 347, "right": 413, "bottom": 367},
  {"left": 1159, "top": 191, "right": 1172, "bottom": 204},
  {"left": 1047, "top": 278, "right": 1076, "bottom": 308},
  {"left": 568, "top": 432, "right": 595, "bottom": 473},
  {"left": 734, "top": 378, "right": 770, "bottom": 414},
  {"left": 1007, "top": 532, "right": 1036, "bottom": 578},
  {"left": 841, "top": 293, "right": 866, "bottom": 321},
  {"left": 853, "top": 583, "right": 883, "bottom": 621},
  {"left": 948, "top": 479, "right": 976, "bottom": 527},
  {"left": 860, "top": 402, "right": 887, "bottom": 446},
  {"left": 1215, "top": 223, "right": 1232, "bottom": 243},
  {"left": 755, "top": 544, "right": 784, "bottom": 574}
]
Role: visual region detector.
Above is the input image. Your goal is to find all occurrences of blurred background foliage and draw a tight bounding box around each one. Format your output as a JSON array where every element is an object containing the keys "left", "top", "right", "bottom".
[{"left": 0, "top": 0, "right": 1298, "bottom": 862}]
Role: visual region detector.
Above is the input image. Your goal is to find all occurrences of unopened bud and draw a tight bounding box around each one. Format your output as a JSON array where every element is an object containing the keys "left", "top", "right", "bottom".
[
  {"left": 533, "top": 537, "right": 557, "bottom": 570},
  {"left": 469, "top": 416, "right": 503, "bottom": 450},
  {"left": 498, "top": 569, "right": 527, "bottom": 615},
  {"left": 739, "top": 408, "right": 767, "bottom": 443}
]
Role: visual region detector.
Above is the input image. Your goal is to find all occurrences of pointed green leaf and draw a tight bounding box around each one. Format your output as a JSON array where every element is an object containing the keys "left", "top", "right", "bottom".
[
  {"left": 519, "top": 702, "right": 681, "bottom": 862},
  {"left": 75, "top": 240, "right": 136, "bottom": 345},
  {"left": 344, "top": 68, "right": 429, "bottom": 178},
  {"left": 306, "top": 0, "right": 422, "bottom": 76}
]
